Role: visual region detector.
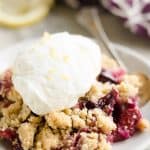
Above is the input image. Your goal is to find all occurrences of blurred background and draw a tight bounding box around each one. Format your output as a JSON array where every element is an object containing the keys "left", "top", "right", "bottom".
[{"left": 0, "top": 0, "right": 149, "bottom": 59}]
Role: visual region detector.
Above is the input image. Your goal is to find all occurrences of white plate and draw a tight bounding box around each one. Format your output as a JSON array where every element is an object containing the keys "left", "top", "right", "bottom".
[{"left": 0, "top": 39, "right": 150, "bottom": 150}]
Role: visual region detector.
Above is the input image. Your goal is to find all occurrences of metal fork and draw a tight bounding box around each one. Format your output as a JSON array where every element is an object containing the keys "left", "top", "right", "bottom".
[{"left": 77, "top": 8, "right": 127, "bottom": 71}]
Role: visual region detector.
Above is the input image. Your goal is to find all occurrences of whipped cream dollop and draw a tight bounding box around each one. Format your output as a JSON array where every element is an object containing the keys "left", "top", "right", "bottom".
[{"left": 12, "top": 32, "right": 101, "bottom": 115}]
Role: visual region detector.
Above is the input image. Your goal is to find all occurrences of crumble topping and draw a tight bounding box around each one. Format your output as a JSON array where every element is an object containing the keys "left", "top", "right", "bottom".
[
  {"left": 35, "top": 125, "right": 61, "bottom": 150},
  {"left": 0, "top": 56, "right": 149, "bottom": 150},
  {"left": 18, "top": 123, "right": 36, "bottom": 150},
  {"left": 45, "top": 111, "right": 72, "bottom": 130},
  {"left": 124, "top": 73, "right": 150, "bottom": 105}
]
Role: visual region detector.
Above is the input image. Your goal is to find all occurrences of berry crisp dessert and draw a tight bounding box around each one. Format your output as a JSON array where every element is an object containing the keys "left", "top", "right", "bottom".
[{"left": 0, "top": 32, "right": 149, "bottom": 150}]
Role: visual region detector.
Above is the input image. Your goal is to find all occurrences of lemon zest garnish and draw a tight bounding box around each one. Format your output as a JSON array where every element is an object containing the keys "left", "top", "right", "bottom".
[{"left": 63, "top": 55, "right": 70, "bottom": 63}]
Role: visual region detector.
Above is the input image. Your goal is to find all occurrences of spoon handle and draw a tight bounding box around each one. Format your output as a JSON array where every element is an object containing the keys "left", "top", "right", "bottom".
[{"left": 77, "top": 8, "right": 127, "bottom": 71}]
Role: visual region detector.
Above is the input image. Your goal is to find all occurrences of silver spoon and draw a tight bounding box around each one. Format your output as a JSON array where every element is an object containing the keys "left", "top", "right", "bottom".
[{"left": 77, "top": 7, "right": 127, "bottom": 71}]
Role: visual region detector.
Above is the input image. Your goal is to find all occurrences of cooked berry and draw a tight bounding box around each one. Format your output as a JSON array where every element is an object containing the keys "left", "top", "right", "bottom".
[
  {"left": 0, "top": 129, "right": 17, "bottom": 140},
  {"left": 110, "top": 104, "right": 142, "bottom": 142},
  {"left": 0, "top": 99, "right": 14, "bottom": 108},
  {"left": 85, "top": 101, "right": 96, "bottom": 109},
  {"left": 98, "top": 68, "right": 125, "bottom": 84},
  {"left": 98, "top": 89, "right": 119, "bottom": 115},
  {"left": 0, "top": 70, "right": 12, "bottom": 93},
  {"left": 112, "top": 103, "right": 122, "bottom": 123},
  {"left": 0, "top": 129, "right": 23, "bottom": 150}
]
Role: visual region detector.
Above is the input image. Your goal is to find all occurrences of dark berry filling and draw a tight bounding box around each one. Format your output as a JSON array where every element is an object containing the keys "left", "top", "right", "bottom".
[
  {"left": 78, "top": 89, "right": 142, "bottom": 142},
  {"left": 0, "top": 129, "right": 23, "bottom": 150},
  {"left": 110, "top": 105, "right": 142, "bottom": 142},
  {"left": 0, "top": 97, "right": 14, "bottom": 108},
  {"left": 0, "top": 70, "right": 12, "bottom": 94},
  {"left": 97, "top": 68, "right": 142, "bottom": 142},
  {"left": 79, "top": 89, "right": 119, "bottom": 115},
  {"left": 98, "top": 68, "right": 125, "bottom": 84},
  {"left": 98, "top": 89, "right": 119, "bottom": 115}
]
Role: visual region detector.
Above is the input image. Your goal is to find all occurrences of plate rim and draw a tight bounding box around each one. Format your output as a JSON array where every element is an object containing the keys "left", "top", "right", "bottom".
[{"left": 114, "top": 43, "right": 150, "bottom": 68}]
